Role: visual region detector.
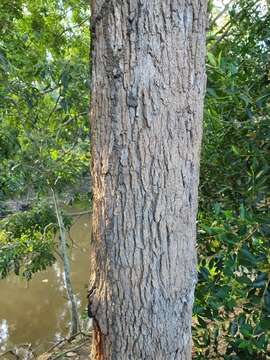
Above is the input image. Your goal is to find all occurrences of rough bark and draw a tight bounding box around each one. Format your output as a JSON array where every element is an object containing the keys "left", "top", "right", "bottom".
[{"left": 89, "top": 1, "right": 207, "bottom": 359}]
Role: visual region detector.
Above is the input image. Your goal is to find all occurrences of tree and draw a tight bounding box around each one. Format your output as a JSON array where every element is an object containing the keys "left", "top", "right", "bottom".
[
  {"left": 0, "top": 0, "right": 90, "bottom": 337},
  {"left": 89, "top": 1, "right": 207, "bottom": 358},
  {"left": 0, "top": 0, "right": 90, "bottom": 201},
  {"left": 194, "top": 0, "right": 270, "bottom": 357}
]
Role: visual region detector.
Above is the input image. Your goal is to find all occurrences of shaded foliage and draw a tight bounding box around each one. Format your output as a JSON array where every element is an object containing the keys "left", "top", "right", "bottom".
[
  {"left": 194, "top": 1, "right": 270, "bottom": 358},
  {"left": 0, "top": 205, "right": 56, "bottom": 279},
  {"left": 0, "top": 0, "right": 90, "bottom": 198},
  {"left": 0, "top": 1, "right": 90, "bottom": 279}
]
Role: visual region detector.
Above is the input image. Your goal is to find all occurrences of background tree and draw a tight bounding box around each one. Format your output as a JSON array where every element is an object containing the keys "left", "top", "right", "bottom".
[
  {"left": 0, "top": 0, "right": 90, "bottom": 336},
  {"left": 194, "top": 0, "right": 270, "bottom": 358},
  {"left": 89, "top": 1, "right": 207, "bottom": 358}
]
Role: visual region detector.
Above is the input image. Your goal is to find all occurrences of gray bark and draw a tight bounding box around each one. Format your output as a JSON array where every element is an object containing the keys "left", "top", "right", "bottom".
[{"left": 89, "top": 1, "right": 207, "bottom": 359}]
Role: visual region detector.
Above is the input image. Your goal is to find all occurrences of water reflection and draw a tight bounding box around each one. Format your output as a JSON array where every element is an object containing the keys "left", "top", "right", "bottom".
[
  {"left": 0, "top": 320, "right": 8, "bottom": 344},
  {"left": 0, "top": 214, "right": 90, "bottom": 353}
]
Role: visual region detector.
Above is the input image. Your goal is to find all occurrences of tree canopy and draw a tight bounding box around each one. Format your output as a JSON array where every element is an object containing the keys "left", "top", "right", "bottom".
[
  {"left": 0, "top": 0, "right": 90, "bottom": 279},
  {"left": 0, "top": 0, "right": 90, "bottom": 199}
]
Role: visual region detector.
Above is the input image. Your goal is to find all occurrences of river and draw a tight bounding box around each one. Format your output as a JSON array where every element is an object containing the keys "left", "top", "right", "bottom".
[{"left": 0, "top": 214, "right": 91, "bottom": 354}]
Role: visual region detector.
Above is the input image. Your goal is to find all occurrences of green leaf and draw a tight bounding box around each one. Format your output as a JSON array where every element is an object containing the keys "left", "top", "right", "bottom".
[{"left": 207, "top": 52, "right": 217, "bottom": 67}]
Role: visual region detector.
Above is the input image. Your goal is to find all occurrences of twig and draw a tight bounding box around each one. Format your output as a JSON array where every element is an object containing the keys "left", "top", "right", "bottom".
[
  {"left": 210, "top": 0, "right": 235, "bottom": 27},
  {"left": 47, "top": 93, "right": 61, "bottom": 123},
  {"left": 50, "top": 340, "right": 89, "bottom": 360},
  {"left": 46, "top": 332, "right": 81, "bottom": 353},
  {"left": 58, "top": 18, "right": 89, "bottom": 39},
  {"left": 208, "top": 0, "right": 259, "bottom": 49},
  {"left": 53, "top": 248, "right": 64, "bottom": 261},
  {"left": 65, "top": 210, "right": 91, "bottom": 216},
  {"left": 0, "top": 350, "right": 19, "bottom": 359},
  {"left": 40, "top": 85, "right": 60, "bottom": 95},
  {"left": 210, "top": 26, "right": 232, "bottom": 51}
]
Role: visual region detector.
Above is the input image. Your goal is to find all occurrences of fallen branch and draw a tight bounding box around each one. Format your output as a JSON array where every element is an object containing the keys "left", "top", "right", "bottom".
[
  {"left": 0, "top": 349, "right": 20, "bottom": 359},
  {"left": 64, "top": 210, "right": 91, "bottom": 216},
  {"left": 46, "top": 332, "right": 81, "bottom": 353},
  {"left": 50, "top": 339, "right": 89, "bottom": 360}
]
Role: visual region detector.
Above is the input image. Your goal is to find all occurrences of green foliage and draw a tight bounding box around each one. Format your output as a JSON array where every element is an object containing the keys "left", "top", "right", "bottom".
[
  {"left": 194, "top": 1, "right": 270, "bottom": 358},
  {"left": 0, "top": 0, "right": 269, "bottom": 356},
  {"left": 0, "top": 0, "right": 90, "bottom": 198},
  {"left": 0, "top": 205, "right": 56, "bottom": 279},
  {"left": 195, "top": 208, "right": 270, "bottom": 358},
  {"left": 0, "top": 0, "right": 90, "bottom": 279},
  {"left": 0, "top": 204, "right": 72, "bottom": 279}
]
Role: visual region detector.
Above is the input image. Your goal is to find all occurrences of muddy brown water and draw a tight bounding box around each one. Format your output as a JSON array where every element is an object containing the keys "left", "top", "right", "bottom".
[{"left": 0, "top": 214, "right": 91, "bottom": 354}]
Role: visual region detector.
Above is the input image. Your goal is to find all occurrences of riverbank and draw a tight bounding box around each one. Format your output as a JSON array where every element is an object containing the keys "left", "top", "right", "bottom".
[
  {"left": 37, "top": 331, "right": 91, "bottom": 360},
  {"left": 0, "top": 331, "right": 91, "bottom": 360},
  {"left": 0, "top": 213, "right": 91, "bottom": 358}
]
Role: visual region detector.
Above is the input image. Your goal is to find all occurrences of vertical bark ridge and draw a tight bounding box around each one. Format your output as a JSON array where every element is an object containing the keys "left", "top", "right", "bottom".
[{"left": 89, "top": 0, "right": 207, "bottom": 359}]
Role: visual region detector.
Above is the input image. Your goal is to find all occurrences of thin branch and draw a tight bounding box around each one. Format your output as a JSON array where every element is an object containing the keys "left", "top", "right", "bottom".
[
  {"left": 208, "top": 0, "right": 259, "bottom": 48},
  {"left": 65, "top": 210, "right": 91, "bottom": 216},
  {"left": 51, "top": 188, "right": 80, "bottom": 336},
  {"left": 0, "top": 350, "right": 19, "bottom": 359},
  {"left": 40, "top": 85, "right": 61, "bottom": 95},
  {"left": 46, "top": 331, "right": 85, "bottom": 353},
  {"left": 58, "top": 18, "right": 89, "bottom": 39},
  {"left": 210, "top": 0, "right": 235, "bottom": 27},
  {"left": 47, "top": 93, "right": 61, "bottom": 123},
  {"left": 210, "top": 26, "right": 233, "bottom": 51},
  {"left": 50, "top": 339, "right": 89, "bottom": 360}
]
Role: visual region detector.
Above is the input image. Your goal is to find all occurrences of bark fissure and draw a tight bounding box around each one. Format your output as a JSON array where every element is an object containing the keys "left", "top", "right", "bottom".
[{"left": 90, "top": 0, "right": 207, "bottom": 358}]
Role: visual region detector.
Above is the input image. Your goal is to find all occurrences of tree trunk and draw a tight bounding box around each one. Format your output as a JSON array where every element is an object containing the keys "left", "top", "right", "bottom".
[
  {"left": 89, "top": 1, "right": 207, "bottom": 359},
  {"left": 52, "top": 189, "right": 80, "bottom": 336}
]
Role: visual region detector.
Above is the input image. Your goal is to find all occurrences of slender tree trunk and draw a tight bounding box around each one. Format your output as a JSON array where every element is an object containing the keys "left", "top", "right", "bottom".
[
  {"left": 89, "top": 1, "right": 207, "bottom": 359},
  {"left": 52, "top": 189, "right": 80, "bottom": 336}
]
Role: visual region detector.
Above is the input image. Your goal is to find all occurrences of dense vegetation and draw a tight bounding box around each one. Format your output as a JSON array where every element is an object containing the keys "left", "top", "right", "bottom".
[
  {"left": 194, "top": 1, "right": 270, "bottom": 358},
  {"left": 0, "top": 0, "right": 90, "bottom": 276},
  {"left": 0, "top": 0, "right": 269, "bottom": 358}
]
